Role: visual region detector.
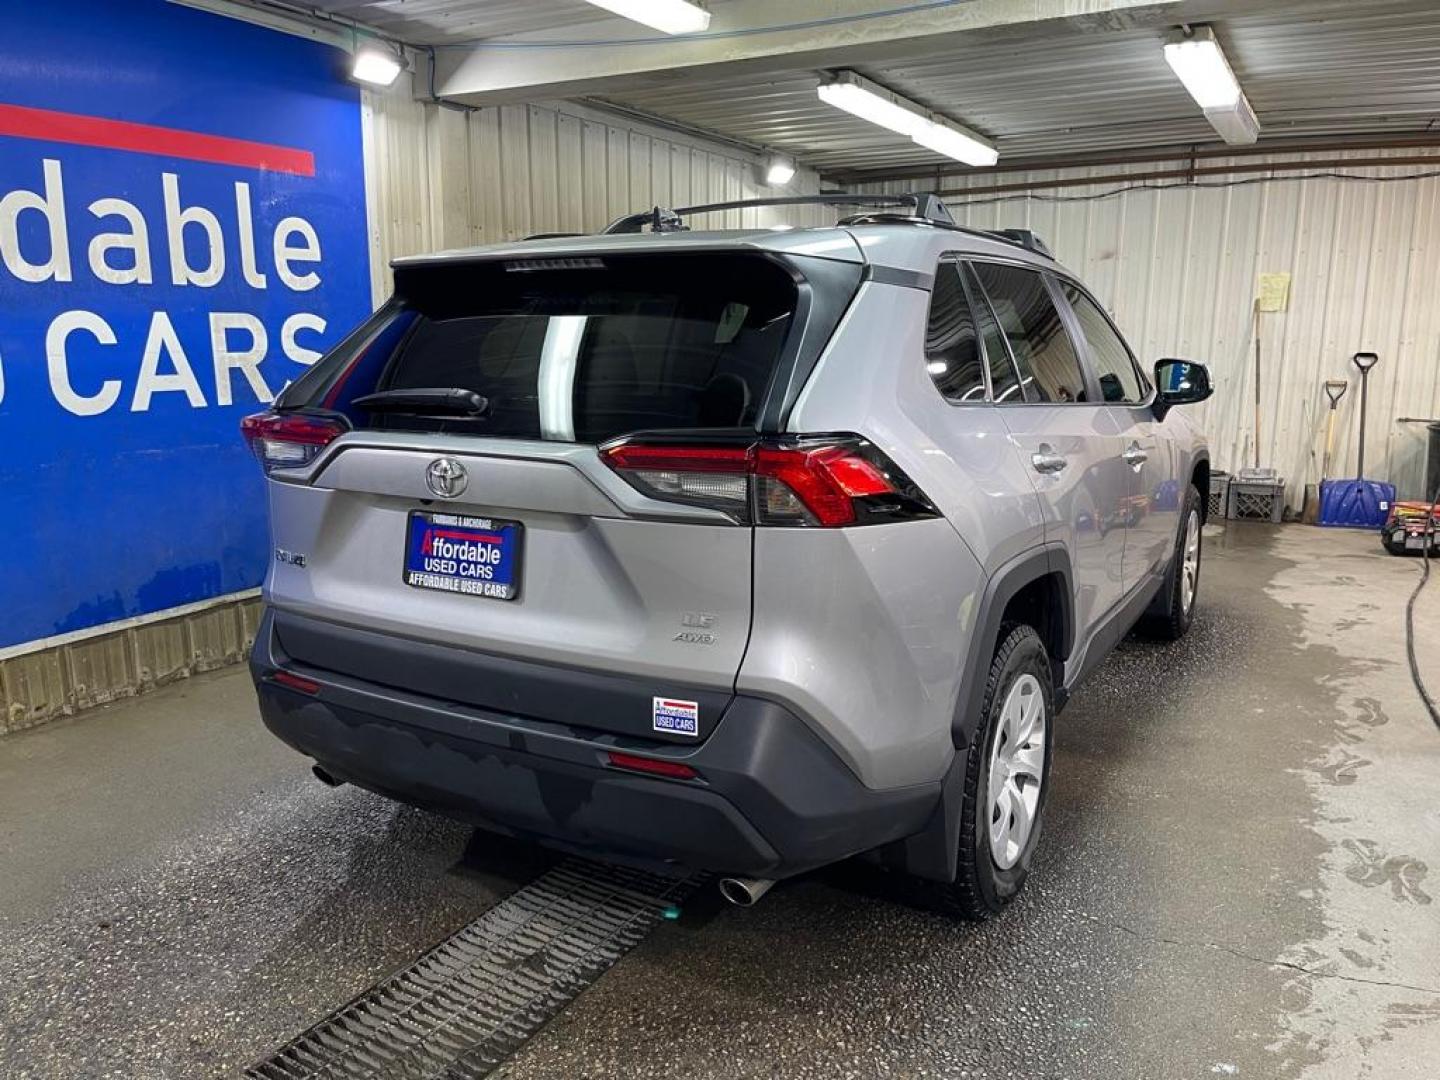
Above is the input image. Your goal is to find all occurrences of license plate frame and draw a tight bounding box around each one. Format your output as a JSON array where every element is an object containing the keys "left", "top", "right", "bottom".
[{"left": 402, "top": 511, "right": 523, "bottom": 601}]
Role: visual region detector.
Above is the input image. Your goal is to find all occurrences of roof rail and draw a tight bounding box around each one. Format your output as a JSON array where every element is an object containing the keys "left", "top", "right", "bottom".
[
  {"left": 601, "top": 192, "right": 956, "bottom": 234},
  {"left": 988, "top": 228, "right": 1052, "bottom": 257},
  {"left": 595, "top": 194, "right": 1055, "bottom": 260}
]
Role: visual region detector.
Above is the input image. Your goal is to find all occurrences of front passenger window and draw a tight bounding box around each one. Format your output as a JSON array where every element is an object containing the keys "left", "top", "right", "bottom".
[
  {"left": 970, "top": 262, "right": 1087, "bottom": 404},
  {"left": 1060, "top": 283, "right": 1145, "bottom": 404}
]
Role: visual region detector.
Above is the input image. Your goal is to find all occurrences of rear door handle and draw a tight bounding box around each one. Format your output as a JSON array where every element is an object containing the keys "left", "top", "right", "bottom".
[
  {"left": 1031, "top": 449, "right": 1068, "bottom": 474},
  {"left": 1122, "top": 443, "right": 1148, "bottom": 469}
]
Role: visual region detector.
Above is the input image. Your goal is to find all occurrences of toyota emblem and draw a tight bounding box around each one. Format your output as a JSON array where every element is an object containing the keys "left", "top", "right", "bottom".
[{"left": 425, "top": 458, "right": 468, "bottom": 499}]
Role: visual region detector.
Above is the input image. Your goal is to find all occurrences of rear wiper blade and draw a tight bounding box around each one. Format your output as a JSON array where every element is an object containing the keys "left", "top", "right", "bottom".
[{"left": 351, "top": 388, "right": 490, "bottom": 416}]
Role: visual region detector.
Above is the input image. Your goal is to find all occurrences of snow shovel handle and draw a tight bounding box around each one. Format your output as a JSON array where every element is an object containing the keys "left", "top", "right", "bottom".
[{"left": 1352, "top": 353, "right": 1379, "bottom": 479}]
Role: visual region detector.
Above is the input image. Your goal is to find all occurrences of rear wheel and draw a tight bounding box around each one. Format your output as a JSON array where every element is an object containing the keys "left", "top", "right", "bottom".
[
  {"left": 1145, "top": 483, "right": 1203, "bottom": 641},
  {"left": 940, "top": 624, "right": 1054, "bottom": 920}
]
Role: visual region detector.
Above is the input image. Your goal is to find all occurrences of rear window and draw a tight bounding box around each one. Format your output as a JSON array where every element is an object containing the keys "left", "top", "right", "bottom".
[{"left": 285, "top": 254, "right": 797, "bottom": 444}]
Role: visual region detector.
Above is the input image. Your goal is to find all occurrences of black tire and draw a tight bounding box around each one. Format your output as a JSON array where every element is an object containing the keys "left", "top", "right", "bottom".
[
  {"left": 1145, "top": 483, "right": 1203, "bottom": 641},
  {"left": 939, "top": 624, "right": 1055, "bottom": 921},
  {"left": 1382, "top": 534, "right": 1409, "bottom": 556}
]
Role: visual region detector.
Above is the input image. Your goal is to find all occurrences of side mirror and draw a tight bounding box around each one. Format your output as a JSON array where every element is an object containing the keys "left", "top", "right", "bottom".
[{"left": 1153, "top": 358, "right": 1213, "bottom": 420}]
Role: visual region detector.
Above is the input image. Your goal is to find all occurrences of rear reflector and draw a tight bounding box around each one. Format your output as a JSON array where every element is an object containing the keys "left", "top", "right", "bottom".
[
  {"left": 270, "top": 670, "right": 321, "bottom": 695},
  {"left": 241, "top": 411, "right": 348, "bottom": 474},
  {"left": 605, "top": 751, "right": 699, "bottom": 780},
  {"left": 601, "top": 435, "right": 937, "bottom": 527}
]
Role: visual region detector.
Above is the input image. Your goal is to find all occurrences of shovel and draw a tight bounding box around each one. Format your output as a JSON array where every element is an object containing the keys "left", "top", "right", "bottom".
[
  {"left": 1304, "top": 380, "right": 1349, "bottom": 524},
  {"left": 1319, "top": 353, "right": 1396, "bottom": 528},
  {"left": 1321, "top": 379, "right": 1348, "bottom": 480}
]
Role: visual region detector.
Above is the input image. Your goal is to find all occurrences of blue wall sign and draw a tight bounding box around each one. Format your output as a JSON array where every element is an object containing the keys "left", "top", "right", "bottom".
[{"left": 0, "top": 0, "right": 371, "bottom": 647}]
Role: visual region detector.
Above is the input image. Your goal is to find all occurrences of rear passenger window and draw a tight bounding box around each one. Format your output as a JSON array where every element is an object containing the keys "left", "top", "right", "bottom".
[
  {"left": 961, "top": 263, "right": 1022, "bottom": 402},
  {"left": 1059, "top": 283, "right": 1145, "bottom": 404},
  {"left": 924, "top": 262, "right": 986, "bottom": 402},
  {"left": 970, "top": 262, "right": 1088, "bottom": 404}
]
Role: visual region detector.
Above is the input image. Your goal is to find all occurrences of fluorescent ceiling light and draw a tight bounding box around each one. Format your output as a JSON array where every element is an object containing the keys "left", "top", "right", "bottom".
[
  {"left": 1164, "top": 26, "right": 1240, "bottom": 109},
  {"left": 764, "top": 154, "right": 797, "bottom": 186},
  {"left": 817, "top": 74, "right": 930, "bottom": 139},
  {"left": 817, "top": 71, "right": 997, "bottom": 167},
  {"left": 911, "top": 120, "right": 999, "bottom": 168},
  {"left": 582, "top": 0, "right": 711, "bottom": 34},
  {"left": 351, "top": 43, "right": 403, "bottom": 87},
  {"left": 1204, "top": 96, "right": 1259, "bottom": 145},
  {"left": 1163, "top": 26, "right": 1261, "bottom": 145}
]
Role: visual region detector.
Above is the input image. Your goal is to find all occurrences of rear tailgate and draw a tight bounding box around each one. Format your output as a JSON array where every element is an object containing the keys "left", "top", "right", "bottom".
[
  {"left": 267, "top": 437, "right": 751, "bottom": 742},
  {"left": 259, "top": 249, "right": 861, "bottom": 743}
]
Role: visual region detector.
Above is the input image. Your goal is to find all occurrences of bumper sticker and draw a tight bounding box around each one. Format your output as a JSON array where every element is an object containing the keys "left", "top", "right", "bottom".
[{"left": 652, "top": 697, "right": 699, "bottom": 737}]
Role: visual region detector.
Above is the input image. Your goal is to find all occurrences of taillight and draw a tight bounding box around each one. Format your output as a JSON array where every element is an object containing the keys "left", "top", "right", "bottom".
[
  {"left": 598, "top": 443, "right": 751, "bottom": 518},
  {"left": 240, "top": 411, "right": 348, "bottom": 474},
  {"left": 600, "top": 435, "right": 938, "bottom": 527}
]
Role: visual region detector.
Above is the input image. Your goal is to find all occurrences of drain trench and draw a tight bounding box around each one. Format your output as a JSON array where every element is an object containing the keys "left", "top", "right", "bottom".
[{"left": 246, "top": 858, "right": 700, "bottom": 1080}]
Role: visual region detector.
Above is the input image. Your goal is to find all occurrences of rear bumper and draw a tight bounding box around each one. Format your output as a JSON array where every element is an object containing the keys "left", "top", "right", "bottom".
[{"left": 250, "top": 608, "right": 938, "bottom": 878}]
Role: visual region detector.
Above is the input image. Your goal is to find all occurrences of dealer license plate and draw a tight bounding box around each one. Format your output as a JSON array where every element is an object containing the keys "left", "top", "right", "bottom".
[{"left": 403, "top": 512, "right": 522, "bottom": 601}]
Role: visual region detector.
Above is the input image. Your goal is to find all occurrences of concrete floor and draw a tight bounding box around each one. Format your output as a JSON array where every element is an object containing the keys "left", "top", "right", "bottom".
[{"left": 1, "top": 523, "right": 1437, "bottom": 1079}]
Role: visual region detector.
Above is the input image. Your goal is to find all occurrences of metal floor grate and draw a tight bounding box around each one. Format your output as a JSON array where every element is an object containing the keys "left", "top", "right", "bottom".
[{"left": 246, "top": 858, "right": 700, "bottom": 1080}]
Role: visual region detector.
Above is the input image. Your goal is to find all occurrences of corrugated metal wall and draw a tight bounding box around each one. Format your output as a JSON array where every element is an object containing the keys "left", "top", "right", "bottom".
[
  {"left": 361, "top": 91, "right": 1440, "bottom": 502},
  {"left": 858, "top": 152, "right": 1440, "bottom": 504},
  {"left": 363, "top": 76, "right": 823, "bottom": 303}
]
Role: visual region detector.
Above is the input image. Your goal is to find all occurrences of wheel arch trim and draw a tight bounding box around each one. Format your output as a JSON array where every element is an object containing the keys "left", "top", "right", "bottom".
[
  {"left": 873, "top": 543, "right": 1072, "bottom": 884},
  {"left": 952, "top": 542, "right": 1074, "bottom": 749}
]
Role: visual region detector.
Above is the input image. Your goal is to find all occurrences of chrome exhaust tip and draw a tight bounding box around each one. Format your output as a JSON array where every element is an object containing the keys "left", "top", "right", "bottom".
[{"left": 717, "top": 877, "right": 775, "bottom": 907}]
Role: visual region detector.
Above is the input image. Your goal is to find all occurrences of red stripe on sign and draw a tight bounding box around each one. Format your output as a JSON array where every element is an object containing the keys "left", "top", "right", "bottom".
[
  {"left": 0, "top": 102, "right": 315, "bottom": 176},
  {"left": 659, "top": 700, "right": 694, "bottom": 709}
]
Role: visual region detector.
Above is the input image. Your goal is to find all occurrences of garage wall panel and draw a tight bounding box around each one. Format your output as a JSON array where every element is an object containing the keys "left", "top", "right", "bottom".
[
  {"left": 858, "top": 152, "right": 1440, "bottom": 501},
  {"left": 365, "top": 78, "right": 823, "bottom": 295}
]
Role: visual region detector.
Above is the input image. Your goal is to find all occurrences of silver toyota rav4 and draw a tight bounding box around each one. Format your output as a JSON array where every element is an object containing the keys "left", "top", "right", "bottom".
[{"left": 244, "top": 194, "right": 1211, "bottom": 917}]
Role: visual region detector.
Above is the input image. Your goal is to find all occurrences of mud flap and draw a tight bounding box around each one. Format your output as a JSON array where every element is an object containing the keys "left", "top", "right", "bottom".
[{"left": 870, "top": 749, "right": 965, "bottom": 883}]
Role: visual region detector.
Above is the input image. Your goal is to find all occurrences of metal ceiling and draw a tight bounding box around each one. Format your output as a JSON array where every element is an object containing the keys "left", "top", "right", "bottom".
[
  {"left": 301, "top": 0, "right": 614, "bottom": 42},
  {"left": 302, "top": 0, "right": 1440, "bottom": 177},
  {"left": 599, "top": 1, "right": 1440, "bottom": 176}
]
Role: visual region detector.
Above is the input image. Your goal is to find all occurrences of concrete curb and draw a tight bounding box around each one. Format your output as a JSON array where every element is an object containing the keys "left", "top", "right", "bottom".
[{"left": 1, "top": 596, "right": 263, "bottom": 735}]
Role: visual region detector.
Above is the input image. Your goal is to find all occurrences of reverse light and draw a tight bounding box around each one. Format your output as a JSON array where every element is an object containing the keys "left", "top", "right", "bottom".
[
  {"left": 241, "top": 411, "right": 347, "bottom": 474},
  {"left": 600, "top": 436, "right": 938, "bottom": 527},
  {"left": 606, "top": 751, "right": 699, "bottom": 780}
]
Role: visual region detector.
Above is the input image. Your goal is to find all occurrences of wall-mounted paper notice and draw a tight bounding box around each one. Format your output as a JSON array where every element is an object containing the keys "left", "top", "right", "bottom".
[{"left": 1257, "top": 272, "right": 1292, "bottom": 312}]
